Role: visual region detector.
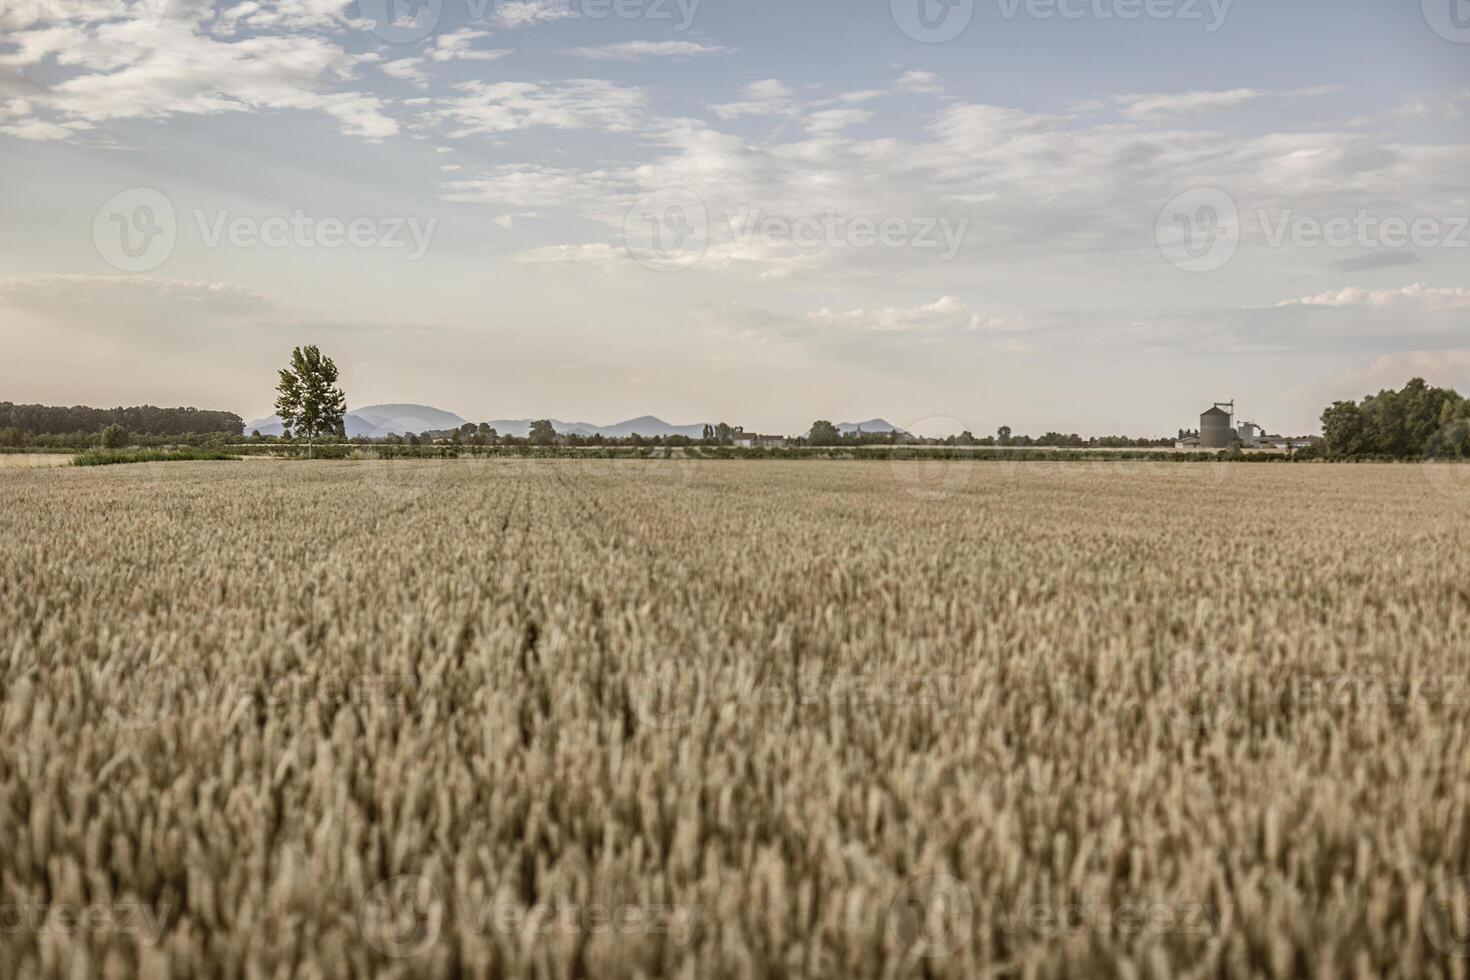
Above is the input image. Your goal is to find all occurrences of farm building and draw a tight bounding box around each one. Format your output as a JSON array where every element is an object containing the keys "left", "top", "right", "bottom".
[
  {"left": 731, "top": 430, "right": 788, "bottom": 449},
  {"left": 1187, "top": 401, "right": 1294, "bottom": 450},
  {"left": 1193, "top": 399, "right": 1264, "bottom": 449},
  {"left": 1200, "top": 403, "right": 1236, "bottom": 448}
]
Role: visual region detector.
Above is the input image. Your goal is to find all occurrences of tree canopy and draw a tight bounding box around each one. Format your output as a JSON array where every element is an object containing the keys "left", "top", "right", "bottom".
[
  {"left": 1321, "top": 378, "right": 1469, "bottom": 458},
  {"left": 274, "top": 346, "right": 347, "bottom": 456},
  {"left": 808, "top": 420, "right": 841, "bottom": 446},
  {"left": 0, "top": 402, "right": 242, "bottom": 436}
]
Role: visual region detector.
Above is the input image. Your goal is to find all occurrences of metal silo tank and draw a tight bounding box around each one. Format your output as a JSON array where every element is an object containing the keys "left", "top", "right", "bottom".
[{"left": 1200, "top": 406, "right": 1234, "bottom": 448}]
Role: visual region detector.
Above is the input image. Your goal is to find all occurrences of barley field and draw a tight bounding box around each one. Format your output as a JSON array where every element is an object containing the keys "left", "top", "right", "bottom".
[
  {"left": 3, "top": 458, "right": 1470, "bottom": 979},
  {"left": 0, "top": 453, "right": 72, "bottom": 469}
]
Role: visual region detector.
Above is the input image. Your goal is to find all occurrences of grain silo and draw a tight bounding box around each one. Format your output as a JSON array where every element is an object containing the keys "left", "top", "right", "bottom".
[{"left": 1200, "top": 402, "right": 1235, "bottom": 449}]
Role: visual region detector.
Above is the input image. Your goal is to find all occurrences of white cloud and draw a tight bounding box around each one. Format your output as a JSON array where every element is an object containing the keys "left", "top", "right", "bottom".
[
  {"left": 806, "top": 297, "right": 1020, "bottom": 334},
  {"left": 1115, "top": 86, "right": 1336, "bottom": 120},
  {"left": 429, "top": 28, "right": 511, "bottom": 62},
  {"left": 711, "top": 79, "right": 797, "bottom": 119},
  {"left": 896, "top": 70, "right": 942, "bottom": 95},
  {"left": 382, "top": 58, "right": 430, "bottom": 88},
  {"left": 1389, "top": 89, "right": 1470, "bottom": 120},
  {"left": 515, "top": 242, "right": 625, "bottom": 264},
  {"left": 1, "top": 15, "right": 399, "bottom": 139},
  {"left": 0, "top": 274, "right": 271, "bottom": 313},
  {"left": 804, "top": 108, "right": 871, "bottom": 134},
  {"left": 436, "top": 79, "right": 646, "bottom": 136},
  {"left": 491, "top": 0, "right": 577, "bottom": 29},
  {"left": 380, "top": 31, "right": 509, "bottom": 88},
  {"left": 565, "top": 41, "right": 730, "bottom": 61},
  {"left": 438, "top": 91, "right": 1468, "bottom": 288},
  {"left": 441, "top": 163, "right": 629, "bottom": 206},
  {"left": 0, "top": 116, "right": 77, "bottom": 140},
  {"left": 212, "top": 0, "right": 356, "bottom": 34},
  {"left": 1273, "top": 285, "right": 1470, "bottom": 311}
]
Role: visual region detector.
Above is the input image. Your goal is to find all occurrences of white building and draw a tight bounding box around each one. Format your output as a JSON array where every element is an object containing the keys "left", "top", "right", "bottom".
[{"left": 732, "top": 431, "right": 788, "bottom": 449}]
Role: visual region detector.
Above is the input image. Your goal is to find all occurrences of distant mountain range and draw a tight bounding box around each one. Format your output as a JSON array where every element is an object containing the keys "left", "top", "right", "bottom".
[
  {"left": 244, "top": 404, "right": 469, "bottom": 438},
  {"left": 244, "top": 405, "right": 905, "bottom": 440},
  {"left": 479, "top": 416, "right": 709, "bottom": 439},
  {"left": 799, "top": 419, "right": 904, "bottom": 438},
  {"left": 835, "top": 419, "right": 901, "bottom": 435},
  {"left": 245, "top": 406, "right": 713, "bottom": 439},
  {"left": 482, "top": 417, "right": 903, "bottom": 438}
]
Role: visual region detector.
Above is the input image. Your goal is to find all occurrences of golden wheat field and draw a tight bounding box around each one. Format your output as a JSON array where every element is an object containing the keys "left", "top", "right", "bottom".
[{"left": 3, "top": 458, "right": 1470, "bottom": 979}]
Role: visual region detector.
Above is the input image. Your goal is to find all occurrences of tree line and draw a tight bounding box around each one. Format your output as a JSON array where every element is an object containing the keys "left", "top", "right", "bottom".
[
  {"left": 374, "top": 420, "right": 725, "bottom": 448},
  {"left": 392, "top": 421, "right": 1177, "bottom": 450},
  {"left": 804, "top": 421, "right": 1173, "bottom": 449},
  {"left": 0, "top": 402, "right": 243, "bottom": 445},
  {"left": 1321, "top": 378, "right": 1470, "bottom": 459}
]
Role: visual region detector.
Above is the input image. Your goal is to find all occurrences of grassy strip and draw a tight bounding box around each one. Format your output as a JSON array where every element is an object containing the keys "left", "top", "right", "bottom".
[{"left": 72, "top": 449, "right": 239, "bottom": 467}]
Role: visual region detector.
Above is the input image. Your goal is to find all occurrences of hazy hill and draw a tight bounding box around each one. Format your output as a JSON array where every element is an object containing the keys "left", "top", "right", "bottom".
[
  {"left": 244, "top": 404, "right": 468, "bottom": 437},
  {"left": 801, "top": 419, "right": 905, "bottom": 438},
  {"left": 240, "top": 407, "right": 902, "bottom": 440},
  {"left": 481, "top": 416, "right": 709, "bottom": 439},
  {"left": 836, "top": 419, "right": 901, "bottom": 434},
  {"left": 243, "top": 407, "right": 712, "bottom": 439}
]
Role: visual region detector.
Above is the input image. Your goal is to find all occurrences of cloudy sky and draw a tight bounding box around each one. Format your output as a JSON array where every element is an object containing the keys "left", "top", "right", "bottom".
[{"left": 1, "top": 0, "right": 1467, "bottom": 435}]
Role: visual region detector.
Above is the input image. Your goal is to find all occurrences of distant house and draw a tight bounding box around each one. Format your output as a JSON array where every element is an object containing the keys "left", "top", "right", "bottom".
[
  {"left": 731, "top": 429, "right": 788, "bottom": 449},
  {"left": 1175, "top": 435, "right": 1202, "bottom": 449}
]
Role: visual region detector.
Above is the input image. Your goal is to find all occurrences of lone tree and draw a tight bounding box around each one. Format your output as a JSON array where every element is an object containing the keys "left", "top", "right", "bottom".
[
  {"left": 529, "top": 419, "right": 557, "bottom": 446},
  {"left": 275, "top": 345, "right": 346, "bottom": 458},
  {"left": 808, "top": 420, "right": 841, "bottom": 446},
  {"left": 99, "top": 423, "right": 129, "bottom": 449}
]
